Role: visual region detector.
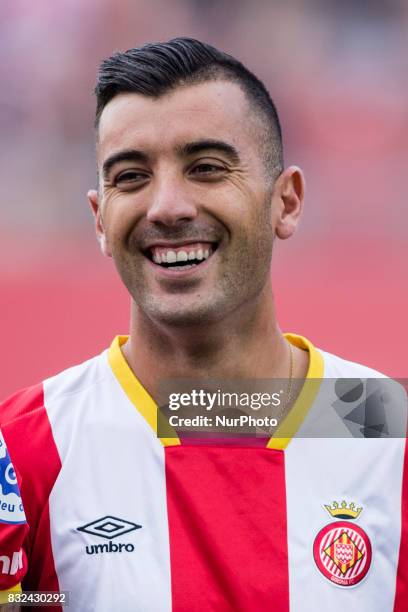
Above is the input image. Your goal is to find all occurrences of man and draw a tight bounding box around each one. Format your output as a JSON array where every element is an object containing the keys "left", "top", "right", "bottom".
[{"left": 0, "top": 38, "right": 406, "bottom": 611}]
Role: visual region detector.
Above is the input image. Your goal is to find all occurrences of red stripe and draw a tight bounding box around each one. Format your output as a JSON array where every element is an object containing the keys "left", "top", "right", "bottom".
[
  {"left": 394, "top": 438, "right": 408, "bottom": 611},
  {"left": 1, "top": 384, "right": 62, "bottom": 610},
  {"left": 165, "top": 445, "right": 289, "bottom": 611}
]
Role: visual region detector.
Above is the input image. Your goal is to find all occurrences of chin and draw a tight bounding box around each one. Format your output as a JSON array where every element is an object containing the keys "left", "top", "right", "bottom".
[{"left": 141, "top": 296, "right": 224, "bottom": 328}]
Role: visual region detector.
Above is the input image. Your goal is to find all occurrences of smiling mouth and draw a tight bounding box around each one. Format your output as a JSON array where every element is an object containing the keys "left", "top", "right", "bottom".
[{"left": 144, "top": 242, "right": 218, "bottom": 271}]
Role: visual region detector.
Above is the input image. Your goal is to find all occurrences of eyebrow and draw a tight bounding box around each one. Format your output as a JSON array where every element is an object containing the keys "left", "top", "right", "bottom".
[
  {"left": 102, "top": 149, "right": 149, "bottom": 180},
  {"left": 102, "top": 139, "right": 241, "bottom": 180},
  {"left": 176, "top": 139, "right": 241, "bottom": 164}
]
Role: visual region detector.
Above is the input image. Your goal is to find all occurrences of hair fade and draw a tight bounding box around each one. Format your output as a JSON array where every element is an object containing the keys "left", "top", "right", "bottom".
[{"left": 94, "top": 37, "right": 283, "bottom": 173}]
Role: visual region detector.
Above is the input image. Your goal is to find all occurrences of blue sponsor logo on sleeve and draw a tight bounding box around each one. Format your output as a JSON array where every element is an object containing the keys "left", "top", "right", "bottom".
[{"left": 0, "top": 431, "right": 27, "bottom": 524}]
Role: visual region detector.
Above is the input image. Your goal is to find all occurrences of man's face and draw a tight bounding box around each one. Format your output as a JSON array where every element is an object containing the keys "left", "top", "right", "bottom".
[{"left": 92, "top": 81, "right": 284, "bottom": 326}]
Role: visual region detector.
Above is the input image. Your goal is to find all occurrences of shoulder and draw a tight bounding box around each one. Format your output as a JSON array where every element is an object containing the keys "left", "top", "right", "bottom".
[
  {"left": 317, "top": 348, "right": 388, "bottom": 379},
  {"left": 43, "top": 348, "right": 111, "bottom": 405},
  {"left": 0, "top": 349, "right": 110, "bottom": 429},
  {"left": 315, "top": 346, "right": 406, "bottom": 437},
  {"left": 0, "top": 349, "right": 113, "bottom": 530},
  {"left": 0, "top": 349, "right": 112, "bottom": 494},
  {"left": 286, "top": 332, "right": 389, "bottom": 379}
]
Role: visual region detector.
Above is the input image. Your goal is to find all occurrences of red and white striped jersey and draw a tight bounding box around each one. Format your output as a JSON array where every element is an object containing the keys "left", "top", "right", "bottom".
[{"left": 0, "top": 334, "right": 407, "bottom": 611}]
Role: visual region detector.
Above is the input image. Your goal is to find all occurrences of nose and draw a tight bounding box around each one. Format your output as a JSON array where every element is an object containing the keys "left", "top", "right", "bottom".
[{"left": 146, "top": 173, "right": 198, "bottom": 226}]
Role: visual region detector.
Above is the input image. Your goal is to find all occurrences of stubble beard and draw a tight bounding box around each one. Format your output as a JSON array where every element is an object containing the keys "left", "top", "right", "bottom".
[{"left": 113, "top": 206, "right": 274, "bottom": 329}]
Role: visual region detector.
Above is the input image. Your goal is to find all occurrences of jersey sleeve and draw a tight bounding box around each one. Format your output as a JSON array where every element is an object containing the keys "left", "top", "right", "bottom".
[
  {"left": 0, "top": 428, "right": 29, "bottom": 595},
  {"left": 0, "top": 384, "right": 63, "bottom": 596}
]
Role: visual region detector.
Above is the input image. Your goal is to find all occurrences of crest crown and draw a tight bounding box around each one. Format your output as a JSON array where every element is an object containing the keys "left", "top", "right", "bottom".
[{"left": 324, "top": 500, "right": 362, "bottom": 520}]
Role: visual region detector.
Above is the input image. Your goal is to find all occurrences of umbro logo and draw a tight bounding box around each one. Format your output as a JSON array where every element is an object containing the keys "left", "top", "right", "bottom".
[
  {"left": 77, "top": 516, "right": 142, "bottom": 540},
  {"left": 77, "top": 516, "right": 142, "bottom": 556}
]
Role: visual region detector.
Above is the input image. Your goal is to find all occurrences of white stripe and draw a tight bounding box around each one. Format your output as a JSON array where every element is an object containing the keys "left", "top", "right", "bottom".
[
  {"left": 44, "top": 352, "right": 172, "bottom": 612},
  {"left": 286, "top": 432, "right": 405, "bottom": 610}
]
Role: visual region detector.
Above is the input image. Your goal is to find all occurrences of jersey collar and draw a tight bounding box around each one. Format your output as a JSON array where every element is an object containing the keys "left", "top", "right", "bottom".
[{"left": 108, "top": 333, "right": 324, "bottom": 449}]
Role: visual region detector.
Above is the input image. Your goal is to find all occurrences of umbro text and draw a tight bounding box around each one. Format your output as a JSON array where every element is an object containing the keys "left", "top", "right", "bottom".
[{"left": 86, "top": 541, "right": 135, "bottom": 555}]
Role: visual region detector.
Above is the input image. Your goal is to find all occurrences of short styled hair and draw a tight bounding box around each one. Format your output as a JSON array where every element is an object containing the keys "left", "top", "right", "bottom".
[{"left": 94, "top": 37, "right": 283, "bottom": 175}]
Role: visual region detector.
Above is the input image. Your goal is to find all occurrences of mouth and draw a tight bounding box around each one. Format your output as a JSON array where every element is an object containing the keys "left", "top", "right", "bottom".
[{"left": 143, "top": 241, "right": 219, "bottom": 272}]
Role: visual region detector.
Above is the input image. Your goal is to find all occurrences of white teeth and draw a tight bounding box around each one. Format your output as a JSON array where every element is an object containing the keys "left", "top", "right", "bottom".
[
  {"left": 177, "top": 250, "right": 188, "bottom": 262},
  {"left": 152, "top": 245, "right": 213, "bottom": 265}
]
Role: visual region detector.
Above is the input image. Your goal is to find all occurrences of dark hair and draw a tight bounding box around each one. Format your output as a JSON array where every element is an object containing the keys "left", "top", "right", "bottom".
[{"left": 95, "top": 37, "right": 283, "bottom": 175}]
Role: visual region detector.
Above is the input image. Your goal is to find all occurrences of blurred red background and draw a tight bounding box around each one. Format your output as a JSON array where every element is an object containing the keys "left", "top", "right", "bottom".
[{"left": 1, "top": 0, "right": 407, "bottom": 398}]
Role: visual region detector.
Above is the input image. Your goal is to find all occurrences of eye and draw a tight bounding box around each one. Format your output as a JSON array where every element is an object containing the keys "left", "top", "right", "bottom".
[
  {"left": 189, "top": 163, "right": 226, "bottom": 177},
  {"left": 114, "top": 170, "right": 149, "bottom": 187}
]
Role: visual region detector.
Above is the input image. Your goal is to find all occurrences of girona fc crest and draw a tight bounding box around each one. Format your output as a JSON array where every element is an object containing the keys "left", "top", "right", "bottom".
[{"left": 313, "top": 521, "right": 372, "bottom": 587}]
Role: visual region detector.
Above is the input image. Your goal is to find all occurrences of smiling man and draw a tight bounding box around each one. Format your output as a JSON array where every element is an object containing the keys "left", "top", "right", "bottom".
[
  {"left": 90, "top": 68, "right": 308, "bottom": 389},
  {"left": 0, "top": 39, "right": 407, "bottom": 611}
]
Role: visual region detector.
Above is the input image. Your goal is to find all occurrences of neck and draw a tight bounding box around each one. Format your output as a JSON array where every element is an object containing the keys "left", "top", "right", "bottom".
[{"left": 122, "top": 284, "right": 307, "bottom": 400}]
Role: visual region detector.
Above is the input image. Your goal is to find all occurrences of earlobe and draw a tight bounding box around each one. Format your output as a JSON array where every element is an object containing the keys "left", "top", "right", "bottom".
[
  {"left": 274, "top": 166, "right": 305, "bottom": 240},
  {"left": 87, "top": 189, "right": 112, "bottom": 257}
]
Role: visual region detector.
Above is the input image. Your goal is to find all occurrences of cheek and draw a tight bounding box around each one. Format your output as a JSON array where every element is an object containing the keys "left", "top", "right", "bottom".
[
  {"left": 102, "top": 195, "right": 143, "bottom": 246},
  {"left": 223, "top": 189, "right": 272, "bottom": 237},
  {"left": 238, "top": 201, "right": 273, "bottom": 258},
  {"left": 217, "top": 177, "right": 268, "bottom": 216},
  {"left": 200, "top": 189, "right": 254, "bottom": 236}
]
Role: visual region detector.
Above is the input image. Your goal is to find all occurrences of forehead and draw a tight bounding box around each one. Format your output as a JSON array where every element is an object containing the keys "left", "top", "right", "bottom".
[{"left": 97, "top": 80, "right": 257, "bottom": 162}]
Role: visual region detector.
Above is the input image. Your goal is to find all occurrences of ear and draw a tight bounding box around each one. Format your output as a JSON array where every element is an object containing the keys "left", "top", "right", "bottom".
[
  {"left": 87, "top": 189, "right": 112, "bottom": 257},
  {"left": 273, "top": 166, "right": 305, "bottom": 240}
]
